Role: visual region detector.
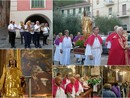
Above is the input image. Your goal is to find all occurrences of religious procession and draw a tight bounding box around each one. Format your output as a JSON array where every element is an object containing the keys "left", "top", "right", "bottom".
[{"left": 53, "top": 11, "right": 130, "bottom": 66}]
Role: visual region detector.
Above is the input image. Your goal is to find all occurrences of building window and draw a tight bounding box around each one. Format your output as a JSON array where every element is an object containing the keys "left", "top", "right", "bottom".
[
  {"left": 108, "top": 7, "right": 112, "bottom": 15},
  {"left": 73, "top": 8, "right": 75, "bottom": 15},
  {"left": 67, "top": 9, "right": 70, "bottom": 15},
  {"left": 122, "top": 24, "right": 127, "bottom": 30},
  {"left": 79, "top": 8, "right": 82, "bottom": 13},
  {"left": 122, "top": 4, "right": 126, "bottom": 15},
  {"left": 62, "top": 10, "right": 64, "bottom": 15},
  {"left": 97, "top": 0, "right": 99, "bottom": 5},
  {"left": 31, "top": 0, "right": 45, "bottom": 8},
  {"left": 96, "top": 10, "right": 99, "bottom": 16}
]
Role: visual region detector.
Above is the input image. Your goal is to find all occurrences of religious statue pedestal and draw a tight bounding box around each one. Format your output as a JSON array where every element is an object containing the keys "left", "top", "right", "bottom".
[{"left": 73, "top": 48, "right": 85, "bottom": 55}]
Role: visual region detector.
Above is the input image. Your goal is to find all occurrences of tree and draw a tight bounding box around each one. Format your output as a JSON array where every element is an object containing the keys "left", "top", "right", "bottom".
[
  {"left": 53, "top": 11, "right": 82, "bottom": 36},
  {"left": 94, "top": 16, "right": 122, "bottom": 35}
]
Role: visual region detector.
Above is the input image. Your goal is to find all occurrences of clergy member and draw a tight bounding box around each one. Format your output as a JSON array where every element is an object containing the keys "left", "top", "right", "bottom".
[
  {"left": 107, "top": 27, "right": 127, "bottom": 65},
  {"left": 54, "top": 33, "right": 63, "bottom": 64},
  {"left": 75, "top": 74, "right": 84, "bottom": 95},
  {"left": 62, "top": 74, "right": 70, "bottom": 89},
  {"left": 84, "top": 26, "right": 103, "bottom": 65},
  {"left": 65, "top": 77, "right": 78, "bottom": 98},
  {"left": 106, "top": 25, "right": 118, "bottom": 49},
  {"left": 59, "top": 30, "right": 72, "bottom": 65},
  {"left": 53, "top": 76, "right": 67, "bottom": 98}
]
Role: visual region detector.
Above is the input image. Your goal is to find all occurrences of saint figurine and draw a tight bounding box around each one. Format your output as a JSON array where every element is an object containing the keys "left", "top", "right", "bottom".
[
  {"left": 81, "top": 11, "right": 92, "bottom": 39},
  {"left": 0, "top": 58, "right": 25, "bottom": 98}
]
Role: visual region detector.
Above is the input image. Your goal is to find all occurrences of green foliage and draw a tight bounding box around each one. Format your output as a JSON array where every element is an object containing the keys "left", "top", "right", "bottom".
[
  {"left": 94, "top": 16, "right": 122, "bottom": 35},
  {"left": 54, "top": 0, "right": 84, "bottom": 9},
  {"left": 75, "top": 40, "right": 84, "bottom": 48},
  {"left": 53, "top": 11, "right": 82, "bottom": 36}
]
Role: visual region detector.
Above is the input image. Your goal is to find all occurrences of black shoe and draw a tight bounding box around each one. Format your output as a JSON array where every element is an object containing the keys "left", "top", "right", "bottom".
[{"left": 45, "top": 43, "right": 48, "bottom": 45}]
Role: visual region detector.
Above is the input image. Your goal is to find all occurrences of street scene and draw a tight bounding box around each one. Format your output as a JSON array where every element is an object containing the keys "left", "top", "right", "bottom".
[
  {"left": 0, "top": 0, "right": 52, "bottom": 49},
  {"left": 53, "top": 0, "right": 130, "bottom": 66}
]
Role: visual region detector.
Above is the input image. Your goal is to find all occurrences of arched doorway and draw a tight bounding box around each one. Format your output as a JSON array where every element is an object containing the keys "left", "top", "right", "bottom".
[{"left": 25, "top": 14, "right": 50, "bottom": 26}]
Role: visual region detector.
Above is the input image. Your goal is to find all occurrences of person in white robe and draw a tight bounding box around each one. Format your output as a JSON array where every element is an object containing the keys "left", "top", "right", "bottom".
[
  {"left": 59, "top": 30, "right": 72, "bottom": 65},
  {"left": 84, "top": 26, "right": 103, "bottom": 66},
  {"left": 53, "top": 76, "right": 67, "bottom": 98},
  {"left": 54, "top": 33, "right": 63, "bottom": 64}
]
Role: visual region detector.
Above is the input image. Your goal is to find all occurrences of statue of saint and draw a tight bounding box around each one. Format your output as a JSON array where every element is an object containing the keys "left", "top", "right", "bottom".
[
  {"left": 0, "top": 58, "right": 25, "bottom": 97},
  {"left": 81, "top": 11, "right": 92, "bottom": 39}
]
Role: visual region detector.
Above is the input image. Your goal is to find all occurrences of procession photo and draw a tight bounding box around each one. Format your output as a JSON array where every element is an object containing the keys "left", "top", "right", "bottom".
[
  {"left": 53, "top": 65, "right": 103, "bottom": 98},
  {"left": 0, "top": 0, "right": 52, "bottom": 49},
  {"left": 0, "top": 49, "right": 52, "bottom": 98},
  {"left": 53, "top": 0, "right": 130, "bottom": 66}
]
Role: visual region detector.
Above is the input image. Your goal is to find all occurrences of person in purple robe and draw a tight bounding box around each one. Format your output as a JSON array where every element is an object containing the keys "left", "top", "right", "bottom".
[{"left": 112, "top": 82, "right": 121, "bottom": 98}]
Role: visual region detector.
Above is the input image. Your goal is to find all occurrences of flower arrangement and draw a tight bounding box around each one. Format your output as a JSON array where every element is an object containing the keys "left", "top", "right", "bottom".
[{"left": 75, "top": 36, "right": 85, "bottom": 48}]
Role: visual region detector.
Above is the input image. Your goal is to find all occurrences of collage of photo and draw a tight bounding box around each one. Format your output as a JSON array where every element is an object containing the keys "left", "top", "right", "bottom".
[{"left": 0, "top": 0, "right": 130, "bottom": 98}]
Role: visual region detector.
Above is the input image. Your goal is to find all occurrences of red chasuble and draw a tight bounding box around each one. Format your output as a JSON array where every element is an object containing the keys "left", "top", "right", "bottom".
[
  {"left": 107, "top": 34, "right": 126, "bottom": 65},
  {"left": 65, "top": 83, "right": 77, "bottom": 94},
  {"left": 53, "top": 84, "right": 65, "bottom": 98},
  {"left": 84, "top": 34, "right": 102, "bottom": 46},
  {"left": 106, "top": 32, "right": 117, "bottom": 42}
]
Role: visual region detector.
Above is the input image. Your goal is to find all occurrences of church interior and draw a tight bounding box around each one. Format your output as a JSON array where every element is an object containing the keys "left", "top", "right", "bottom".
[
  {"left": 53, "top": 65, "right": 103, "bottom": 98},
  {"left": 103, "top": 66, "right": 130, "bottom": 97},
  {"left": 0, "top": 49, "right": 52, "bottom": 98}
]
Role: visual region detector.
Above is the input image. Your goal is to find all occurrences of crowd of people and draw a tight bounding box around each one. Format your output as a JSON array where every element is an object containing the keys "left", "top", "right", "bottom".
[
  {"left": 53, "top": 73, "right": 101, "bottom": 98},
  {"left": 103, "top": 82, "right": 130, "bottom": 98},
  {"left": 54, "top": 25, "right": 129, "bottom": 66},
  {"left": 8, "top": 20, "right": 50, "bottom": 48}
]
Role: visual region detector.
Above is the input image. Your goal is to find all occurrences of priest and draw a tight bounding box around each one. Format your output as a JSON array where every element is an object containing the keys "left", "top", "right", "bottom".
[
  {"left": 84, "top": 26, "right": 103, "bottom": 65},
  {"left": 65, "top": 77, "right": 77, "bottom": 98},
  {"left": 75, "top": 74, "right": 84, "bottom": 95},
  {"left": 53, "top": 76, "right": 67, "bottom": 98},
  {"left": 59, "top": 30, "right": 72, "bottom": 65},
  {"left": 107, "top": 27, "right": 127, "bottom": 65},
  {"left": 106, "top": 25, "right": 118, "bottom": 49},
  {"left": 62, "top": 74, "right": 70, "bottom": 89}
]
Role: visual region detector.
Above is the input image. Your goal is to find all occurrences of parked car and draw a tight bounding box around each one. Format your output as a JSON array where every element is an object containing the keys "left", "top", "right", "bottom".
[{"left": 101, "top": 36, "right": 109, "bottom": 54}]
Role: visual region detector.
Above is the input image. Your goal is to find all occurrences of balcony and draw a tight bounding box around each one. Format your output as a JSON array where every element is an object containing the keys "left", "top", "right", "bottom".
[
  {"left": 117, "top": 11, "right": 129, "bottom": 18},
  {"left": 104, "top": 0, "right": 114, "bottom": 6}
]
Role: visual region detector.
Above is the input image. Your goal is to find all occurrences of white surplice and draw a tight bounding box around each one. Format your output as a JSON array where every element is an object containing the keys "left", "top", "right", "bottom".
[
  {"left": 84, "top": 37, "right": 102, "bottom": 66},
  {"left": 76, "top": 82, "right": 84, "bottom": 96},
  {"left": 64, "top": 79, "right": 71, "bottom": 89},
  {"left": 107, "top": 41, "right": 111, "bottom": 49},
  {"left": 59, "top": 36, "right": 72, "bottom": 65},
  {"left": 54, "top": 44, "right": 61, "bottom": 62},
  {"left": 55, "top": 87, "right": 67, "bottom": 98}
]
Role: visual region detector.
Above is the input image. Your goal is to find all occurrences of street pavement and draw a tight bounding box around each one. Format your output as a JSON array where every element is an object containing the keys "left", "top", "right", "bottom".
[
  {"left": 0, "top": 27, "right": 52, "bottom": 49},
  {"left": 54, "top": 52, "right": 108, "bottom": 66}
]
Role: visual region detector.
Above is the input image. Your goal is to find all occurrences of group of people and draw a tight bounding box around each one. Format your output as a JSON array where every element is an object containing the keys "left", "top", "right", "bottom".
[
  {"left": 53, "top": 73, "right": 91, "bottom": 98},
  {"left": 8, "top": 20, "right": 50, "bottom": 48},
  {"left": 103, "top": 82, "right": 130, "bottom": 98},
  {"left": 54, "top": 25, "right": 129, "bottom": 65}
]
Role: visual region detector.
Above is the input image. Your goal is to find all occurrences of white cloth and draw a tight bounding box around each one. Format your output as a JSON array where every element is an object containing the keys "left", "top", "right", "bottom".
[
  {"left": 64, "top": 79, "right": 70, "bottom": 89},
  {"left": 34, "top": 24, "right": 40, "bottom": 32},
  {"left": 55, "top": 87, "right": 67, "bottom": 98},
  {"left": 107, "top": 41, "right": 111, "bottom": 49},
  {"left": 84, "top": 37, "right": 102, "bottom": 66},
  {"left": 54, "top": 44, "right": 61, "bottom": 62},
  {"left": 18, "top": 25, "right": 25, "bottom": 32},
  {"left": 8, "top": 24, "right": 15, "bottom": 32},
  {"left": 59, "top": 37, "right": 72, "bottom": 65},
  {"left": 42, "top": 27, "right": 49, "bottom": 34},
  {"left": 76, "top": 82, "right": 84, "bottom": 96},
  {"left": 71, "top": 86, "right": 76, "bottom": 98},
  {"left": 93, "top": 84, "right": 98, "bottom": 92}
]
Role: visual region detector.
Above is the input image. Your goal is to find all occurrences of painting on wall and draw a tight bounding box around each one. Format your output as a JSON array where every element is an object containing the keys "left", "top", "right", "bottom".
[{"left": 21, "top": 50, "right": 52, "bottom": 96}]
